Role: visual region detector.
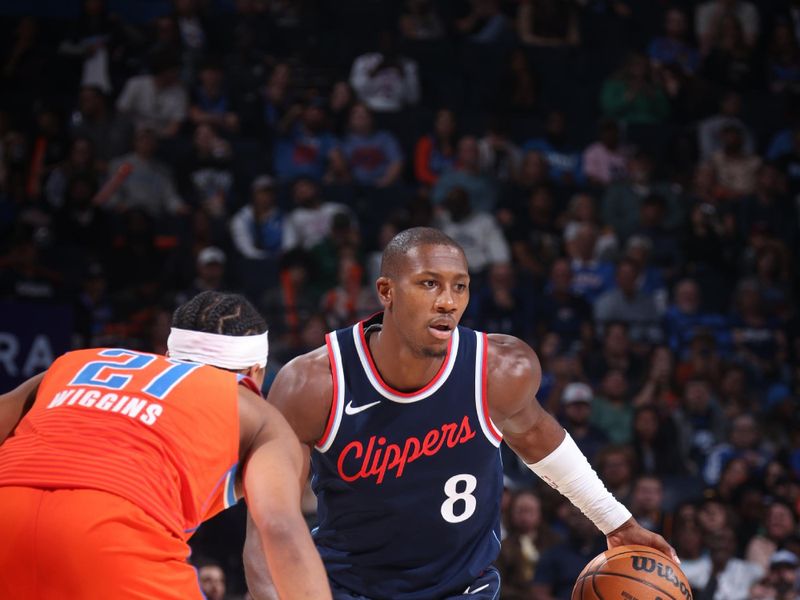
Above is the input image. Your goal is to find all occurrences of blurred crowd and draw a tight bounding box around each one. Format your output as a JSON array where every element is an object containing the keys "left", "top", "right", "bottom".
[{"left": 1, "top": 0, "right": 800, "bottom": 598}]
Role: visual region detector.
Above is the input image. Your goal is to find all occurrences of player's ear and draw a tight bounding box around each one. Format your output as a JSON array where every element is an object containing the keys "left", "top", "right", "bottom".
[
  {"left": 376, "top": 276, "right": 392, "bottom": 309},
  {"left": 245, "top": 365, "right": 266, "bottom": 388}
]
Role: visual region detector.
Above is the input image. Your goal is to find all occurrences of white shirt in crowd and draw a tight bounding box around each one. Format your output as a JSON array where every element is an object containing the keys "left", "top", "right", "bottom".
[
  {"left": 116, "top": 75, "right": 188, "bottom": 133},
  {"left": 435, "top": 211, "right": 511, "bottom": 274},
  {"left": 349, "top": 53, "right": 420, "bottom": 113},
  {"left": 681, "top": 555, "right": 763, "bottom": 600},
  {"left": 282, "top": 203, "right": 351, "bottom": 251}
]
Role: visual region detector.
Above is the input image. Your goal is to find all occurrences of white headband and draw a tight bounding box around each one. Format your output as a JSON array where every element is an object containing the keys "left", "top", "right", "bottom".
[{"left": 167, "top": 328, "right": 269, "bottom": 370}]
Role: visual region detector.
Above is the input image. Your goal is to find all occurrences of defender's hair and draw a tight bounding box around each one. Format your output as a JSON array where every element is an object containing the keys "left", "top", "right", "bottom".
[
  {"left": 379, "top": 227, "right": 465, "bottom": 278},
  {"left": 172, "top": 291, "right": 267, "bottom": 336}
]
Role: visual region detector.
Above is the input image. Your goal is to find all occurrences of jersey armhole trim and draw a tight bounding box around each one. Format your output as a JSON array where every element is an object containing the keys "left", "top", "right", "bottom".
[
  {"left": 315, "top": 333, "right": 344, "bottom": 452},
  {"left": 476, "top": 332, "right": 502, "bottom": 447}
]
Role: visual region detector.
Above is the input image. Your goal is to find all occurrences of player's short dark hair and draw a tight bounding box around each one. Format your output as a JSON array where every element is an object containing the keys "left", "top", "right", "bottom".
[
  {"left": 172, "top": 291, "right": 266, "bottom": 336},
  {"left": 379, "top": 227, "right": 465, "bottom": 278}
]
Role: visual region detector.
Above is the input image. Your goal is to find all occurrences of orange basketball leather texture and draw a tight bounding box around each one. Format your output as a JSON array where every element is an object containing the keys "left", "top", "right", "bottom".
[{"left": 571, "top": 545, "right": 693, "bottom": 600}]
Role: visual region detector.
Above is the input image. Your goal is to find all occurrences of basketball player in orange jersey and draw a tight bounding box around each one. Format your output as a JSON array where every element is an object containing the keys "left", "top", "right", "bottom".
[
  {"left": 0, "top": 291, "right": 332, "bottom": 600},
  {"left": 244, "top": 228, "right": 677, "bottom": 600}
]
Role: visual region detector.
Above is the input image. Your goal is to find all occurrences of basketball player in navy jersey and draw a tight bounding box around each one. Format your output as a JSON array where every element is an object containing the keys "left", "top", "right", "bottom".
[{"left": 245, "top": 228, "right": 676, "bottom": 600}]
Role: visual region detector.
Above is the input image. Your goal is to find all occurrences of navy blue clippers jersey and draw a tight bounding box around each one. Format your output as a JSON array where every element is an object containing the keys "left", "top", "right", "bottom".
[{"left": 311, "top": 314, "right": 504, "bottom": 600}]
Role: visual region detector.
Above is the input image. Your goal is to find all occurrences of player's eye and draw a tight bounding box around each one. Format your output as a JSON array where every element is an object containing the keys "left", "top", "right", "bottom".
[
  {"left": 422, "top": 280, "right": 437, "bottom": 288},
  {"left": 454, "top": 283, "right": 468, "bottom": 292}
]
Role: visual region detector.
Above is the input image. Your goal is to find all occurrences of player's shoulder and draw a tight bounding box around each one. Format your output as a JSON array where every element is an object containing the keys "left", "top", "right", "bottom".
[
  {"left": 266, "top": 344, "right": 333, "bottom": 446},
  {"left": 485, "top": 334, "right": 541, "bottom": 380},
  {"left": 485, "top": 334, "right": 542, "bottom": 408}
]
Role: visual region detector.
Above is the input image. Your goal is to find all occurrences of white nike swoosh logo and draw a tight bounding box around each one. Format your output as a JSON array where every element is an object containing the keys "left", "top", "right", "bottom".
[
  {"left": 464, "top": 584, "right": 489, "bottom": 594},
  {"left": 344, "top": 400, "right": 381, "bottom": 415}
]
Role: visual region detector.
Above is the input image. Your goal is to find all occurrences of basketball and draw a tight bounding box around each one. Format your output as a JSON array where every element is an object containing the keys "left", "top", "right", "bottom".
[{"left": 571, "top": 545, "right": 693, "bottom": 600}]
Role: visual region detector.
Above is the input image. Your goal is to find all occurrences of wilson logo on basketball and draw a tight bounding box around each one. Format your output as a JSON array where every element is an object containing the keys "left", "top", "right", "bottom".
[
  {"left": 337, "top": 415, "right": 477, "bottom": 484},
  {"left": 631, "top": 557, "right": 693, "bottom": 600}
]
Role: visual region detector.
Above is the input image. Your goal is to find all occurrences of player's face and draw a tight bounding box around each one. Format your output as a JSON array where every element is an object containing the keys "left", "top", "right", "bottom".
[{"left": 381, "top": 244, "right": 470, "bottom": 358}]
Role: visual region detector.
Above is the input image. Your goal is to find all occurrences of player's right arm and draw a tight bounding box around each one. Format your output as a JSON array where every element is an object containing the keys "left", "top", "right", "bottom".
[
  {"left": 238, "top": 377, "right": 332, "bottom": 600},
  {"left": 0, "top": 372, "right": 44, "bottom": 444},
  {"left": 243, "top": 348, "right": 333, "bottom": 600}
]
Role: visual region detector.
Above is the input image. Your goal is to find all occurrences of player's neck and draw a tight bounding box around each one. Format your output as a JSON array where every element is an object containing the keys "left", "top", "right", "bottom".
[{"left": 367, "top": 326, "right": 446, "bottom": 393}]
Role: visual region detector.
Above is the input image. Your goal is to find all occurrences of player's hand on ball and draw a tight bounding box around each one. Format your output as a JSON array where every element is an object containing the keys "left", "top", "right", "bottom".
[{"left": 606, "top": 517, "right": 679, "bottom": 564}]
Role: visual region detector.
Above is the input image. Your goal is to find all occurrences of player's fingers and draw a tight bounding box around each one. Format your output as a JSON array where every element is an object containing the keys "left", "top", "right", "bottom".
[{"left": 653, "top": 533, "right": 680, "bottom": 564}]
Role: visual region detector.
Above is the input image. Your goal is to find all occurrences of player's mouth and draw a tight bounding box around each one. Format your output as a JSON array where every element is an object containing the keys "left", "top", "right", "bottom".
[{"left": 428, "top": 319, "right": 455, "bottom": 340}]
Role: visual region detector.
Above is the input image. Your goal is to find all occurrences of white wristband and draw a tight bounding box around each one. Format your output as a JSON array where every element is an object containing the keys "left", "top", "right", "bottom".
[{"left": 526, "top": 432, "right": 632, "bottom": 535}]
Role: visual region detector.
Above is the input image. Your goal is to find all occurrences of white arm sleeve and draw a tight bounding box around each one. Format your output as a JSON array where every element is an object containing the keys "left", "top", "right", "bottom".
[{"left": 527, "top": 431, "right": 632, "bottom": 535}]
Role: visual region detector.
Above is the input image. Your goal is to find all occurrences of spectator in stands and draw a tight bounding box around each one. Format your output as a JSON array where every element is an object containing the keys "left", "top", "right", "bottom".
[
  {"left": 704, "top": 413, "right": 772, "bottom": 485},
  {"left": 179, "top": 123, "right": 233, "bottom": 218},
  {"left": 753, "top": 244, "right": 793, "bottom": 321},
  {"left": 591, "top": 371, "right": 633, "bottom": 445},
  {"left": 469, "top": 262, "right": 534, "bottom": 338},
  {"left": 189, "top": 60, "right": 240, "bottom": 134},
  {"left": 564, "top": 222, "right": 615, "bottom": 304},
  {"left": 496, "top": 490, "right": 558, "bottom": 600},
  {"left": 197, "top": 561, "right": 227, "bottom": 600},
  {"left": 673, "top": 377, "right": 727, "bottom": 474},
  {"left": 746, "top": 502, "right": 799, "bottom": 571},
  {"left": 282, "top": 177, "right": 351, "bottom": 251},
  {"left": 116, "top": 51, "right": 187, "bottom": 138},
  {"left": 413, "top": 108, "right": 457, "bottom": 186},
  {"left": 766, "top": 20, "right": 800, "bottom": 95},
  {"left": 700, "top": 14, "right": 758, "bottom": 90},
  {"left": 602, "top": 151, "right": 683, "bottom": 243},
  {"left": 70, "top": 85, "right": 133, "bottom": 168},
  {"left": 478, "top": 117, "right": 521, "bottom": 183},
  {"left": 535, "top": 258, "right": 593, "bottom": 353},
  {"left": 629, "top": 475, "right": 666, "bottom": 535},
  {"left": 435, "top": 186, "right": 510, "bottom": 276},
  {"left": 698, "top": 91, "right": 755, "bottom": 162},
  {"left": 328, "top": 80, "right": 355, "bottom": 137},
  {"left": 230, "top": 175, "right": 284, "bottom": 260},
  {"left": 709, "top": 124, "right": 761, "bottom": 199},
  {"left": 454, "top": 0, "right": 510, "bottom": 44},
  {"left": 648, "top": 7, "right": 699, "bottom": 76},
  {"left": 632, "top": 196, "right": 680, "bottom": 289},
  {"left": 774, "top": 127, "right": 800, "bottom": 199},
  {"left": 695, "top": 0, "right": 760, "bottom": 55},
  {"left": 52, "top": 172, "right": 110, "bottom": 258},
  {"left": 175, "top": 246, "right": 227, "bottom": 305},
  {"left": 273, "top": 97, "right": 342, "bottom": 183},
  {"left": 601, "top": 52, "right": 670, "bottom": 125},
  {"left": 531, "top": 505, "right": 606, "bottom": 600},
  {"left": 494, "top": 48, "right": 539, "bottom": 114},
  {"left": 507, "top": 184, "right": 561, "bottom": 278},
  {"left": 631, "top": 404, "right": 687, "bottom": 476},
  {"left": 320, "top": 252, "right": 380, "bottom": 329},
  {"left": 739, "top": 165, "right": 796, "bottom": 247},
  {"left": 340, "top": 103, "right": 404, "bottom": 188},
  {"left": 559, "top": 192, "right": 618, "bottom": 261},
  {"left": 45, "top": 136, "right": 100, "bottom": 209},
  {"left": 106, "top": 126, "right": 187, "bottom": 218},
  {"left": 523, "top": 109, "right": 582, "bottom": 186},
  {"left": 633, "top": 343, "right": 679, "bottom": 404},
  {"left": 559, "top": 382, "right": 608, "bottom": 463},
  {"left": 399, "top": 0, "right": 445, "bottom": 41},
  {"left": 261, "top": 62, "right": 293, "bottom": 133},
  {"left": 433, "top": 135, "right": 497, "bottom": 212},
  {"left": 683, "top": 526, "right": 764, "bottom": 600},
  {"left": 765, "top": 550, "right": 800, "bottom": 600},
  {"left": 516, "top": 0, "right": 580, "bottom": 47},
  {"left": 349, "top": 31, "right": 420, "bottom": 113},
  {"left": 594, "top": 257, "right": 661, "bottom": 345},
  {"left": 25, "top": 107, "right": 69, "bottom": 201},
  {"left": 582, "top": 118, "right": 629, "bottom": 188},
  {"left": 501, "top": 150, "right": 551, "bottom": 219},
  {"left": 729, "top": 278, "right": 787, "bottom": 381}
]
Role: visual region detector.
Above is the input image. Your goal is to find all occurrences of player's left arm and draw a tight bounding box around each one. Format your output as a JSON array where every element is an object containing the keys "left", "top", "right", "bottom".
[
  {"left": 0, "top": 372, "right": 44, "bottom": 444},
  {"left": 485, "top": 334, "right": 678, "bottom": 561}
]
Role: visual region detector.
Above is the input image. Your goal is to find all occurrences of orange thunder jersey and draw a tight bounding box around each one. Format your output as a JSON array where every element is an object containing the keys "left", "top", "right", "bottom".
[{"left": 0, "top": 348, "right": 243, "bottom": 540}]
